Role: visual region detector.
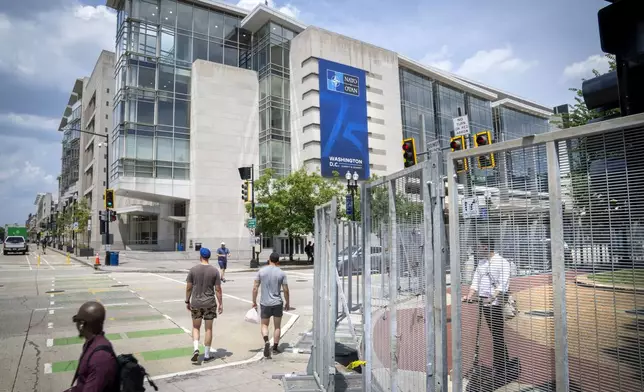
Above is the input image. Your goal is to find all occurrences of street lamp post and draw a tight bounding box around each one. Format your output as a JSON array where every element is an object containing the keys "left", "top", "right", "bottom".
[{"left": 345, "top": 170, "right": 359, "bottom": 221}]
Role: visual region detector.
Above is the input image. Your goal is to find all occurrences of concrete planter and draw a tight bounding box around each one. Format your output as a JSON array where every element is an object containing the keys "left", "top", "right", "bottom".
[{"left": 76, "top": 248, "right": 94, "bottom": 257}]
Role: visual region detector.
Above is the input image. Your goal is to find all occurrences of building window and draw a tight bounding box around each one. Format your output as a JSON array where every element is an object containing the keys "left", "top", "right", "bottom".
[{"left": 106, "top": 88, "right": 110, "bottom": 94}]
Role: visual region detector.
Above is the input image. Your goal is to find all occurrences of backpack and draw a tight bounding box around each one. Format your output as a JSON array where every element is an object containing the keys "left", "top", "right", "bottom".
[{"left": 76, "top": 345, "right": 158, "bottom": 392}]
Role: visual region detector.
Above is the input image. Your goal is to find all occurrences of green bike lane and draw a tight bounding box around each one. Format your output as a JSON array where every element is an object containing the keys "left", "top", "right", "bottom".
[{"left": 33, "top": 264, "right": 302, "bottom": 392}]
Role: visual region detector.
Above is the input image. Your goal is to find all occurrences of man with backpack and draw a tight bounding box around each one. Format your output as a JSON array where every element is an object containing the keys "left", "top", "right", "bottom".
[
  {"left": 67, "top": 301, "right": 157, "bottom": 392},
  {"left": 66, "top": 301, "right": 118, "bottom": 391}
]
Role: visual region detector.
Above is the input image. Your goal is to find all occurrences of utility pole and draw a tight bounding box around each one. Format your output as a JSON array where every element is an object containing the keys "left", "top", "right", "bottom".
[{"left": 251, "top": 164, "right": 257, "bottom": 265}]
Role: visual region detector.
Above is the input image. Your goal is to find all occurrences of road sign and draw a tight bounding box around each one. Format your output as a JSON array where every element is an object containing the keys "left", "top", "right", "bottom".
[
  {"left": 249, "top": 235, "right": 261, "bottom": 246},
  {"left": 345, "top": 194, "right": 353, "bottom": 216},
  {"left": 462, "top": 197, "right": 479, "bottom": 219},
  {"left": 255, "top": 203, "right": 268, "bottom": 208},
  {"left": 453, "top": 115, "right": 470, "bottom": 137},
  {"left": 73, "top": 222, "right": 79, "bottom": 231},
  {"left": 247, "top": 218, "right": 256, "bottom": 228}
]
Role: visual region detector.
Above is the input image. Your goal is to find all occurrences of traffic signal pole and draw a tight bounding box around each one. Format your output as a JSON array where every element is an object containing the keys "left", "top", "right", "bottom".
[
  {"left": 105, "top": 142, "right": 110, "bottom": 250},
  {"left": 251, "top": 164, "right": 257, "bottom": 265}
]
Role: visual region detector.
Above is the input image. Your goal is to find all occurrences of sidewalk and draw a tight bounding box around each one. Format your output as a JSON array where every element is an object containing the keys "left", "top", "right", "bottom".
[
  {"left": 153, "top": 353, "right": 311, "bottom": 392},
  {"left": 48, "top": 247, "right": 314, "bottom": 274}
]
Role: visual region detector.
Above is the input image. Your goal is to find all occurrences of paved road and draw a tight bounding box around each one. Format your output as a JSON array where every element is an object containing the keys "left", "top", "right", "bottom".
[{"left": 0, "top": 249, "right": 314, "bottom": 392}]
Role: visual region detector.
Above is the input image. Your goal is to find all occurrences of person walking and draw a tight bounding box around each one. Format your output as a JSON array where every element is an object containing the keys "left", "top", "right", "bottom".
[
  {"left": 186, "top": 247, "right": 223, "bottom": 363},
  {"left": 304, "top": 241, "right": 314, "bottom": 263},
  {"left": 251, "top": 252, "right": 290, "bottom": 358},
  {"left": 216, "top": 242, "right": 231, "bottom": 282},
  {"left": 463, "top": 236, "right": 511, "bottom": 378},
  {"left": 66, "top": 301, "right": 118, "bottom": 392}
]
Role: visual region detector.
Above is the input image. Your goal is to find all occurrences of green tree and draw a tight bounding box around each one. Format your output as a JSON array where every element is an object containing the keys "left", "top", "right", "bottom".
[
  {"left": 250, "top": 168, "right": 345, "bottom": 259},
  {"left": 73, "top": 198, "right": 92, "bottom": 247}
]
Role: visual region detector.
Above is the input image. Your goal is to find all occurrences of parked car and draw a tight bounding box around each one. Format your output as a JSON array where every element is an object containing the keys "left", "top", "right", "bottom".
[
  {"left": 337, "top": 246, "right": 383, "bottom": 275},
  {"left": 3, "top": 236, "right": 28, "bottom": 255}
]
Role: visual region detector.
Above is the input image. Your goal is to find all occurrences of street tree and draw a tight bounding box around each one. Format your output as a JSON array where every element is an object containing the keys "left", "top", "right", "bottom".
[{"left": 250, "top": 168, "right": 344, "bottom": 260}]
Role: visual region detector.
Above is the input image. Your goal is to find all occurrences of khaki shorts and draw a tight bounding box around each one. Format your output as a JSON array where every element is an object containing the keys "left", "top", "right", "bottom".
[{"left": 190, "top": 306, "right": 217, "bottom": 320}]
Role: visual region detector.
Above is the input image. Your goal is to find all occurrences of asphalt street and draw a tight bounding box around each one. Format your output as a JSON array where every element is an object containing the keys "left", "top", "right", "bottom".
[{"left": 0, "top": 248, "right": 315, "bottom": 392}]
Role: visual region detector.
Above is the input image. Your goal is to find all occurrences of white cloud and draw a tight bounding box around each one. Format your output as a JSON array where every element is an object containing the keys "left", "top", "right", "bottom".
[
  {"left": 0, "top": 112, "right": 58, "bottom": 131},
  {"left": 456, "top": 46, "right": 536, "bottom": 77},
  {"left": 562, "top": 54, "right": 611, "bottom": 81},
  {"left": 420, "top": 45, "right": 453, "bottom": 72},
  {"left": 236, "top": 0, "right": 300, "bottom": 18},
  {"left": 0, "top": 3, "right": 115, "bottom": 91}
]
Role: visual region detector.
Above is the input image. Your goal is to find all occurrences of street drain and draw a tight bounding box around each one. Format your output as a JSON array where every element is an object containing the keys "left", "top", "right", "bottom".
[
  {"left": 625, "top": 308, "right": 644, "bottom": 316},
  {"left": 111, "top": 284, "right": 128, "bottom": 287},
  {"left": 296, "top": 279, "right": 308, "bottom": 283},
  {"left": 525, "top": 310, "right": 554, "bottom": 318},
  {"left": 46, "top": 289, "right": 65, "bottom": 294}
]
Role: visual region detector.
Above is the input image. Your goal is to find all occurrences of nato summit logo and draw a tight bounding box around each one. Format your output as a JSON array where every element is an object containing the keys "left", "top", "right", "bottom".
[{"left": 327, "top": 69, "right": 360, "bottom": 97}]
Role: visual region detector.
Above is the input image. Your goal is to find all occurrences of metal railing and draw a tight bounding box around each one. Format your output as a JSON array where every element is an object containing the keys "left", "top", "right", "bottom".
[{"left": 448, "top": 113, "right": 644, "bottom": 392}]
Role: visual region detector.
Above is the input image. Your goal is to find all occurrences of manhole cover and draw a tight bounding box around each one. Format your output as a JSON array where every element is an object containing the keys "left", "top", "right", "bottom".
[
  {"left": 525, "top": 310, "right": 554, "bottom": 318},
  {"left": 46, "top": 289, "right": 65, "bottom": 294},
  {"left": 111, "top": 284, "right": 128, "bottom": 287},
  {"left": 625, "top": 308, "right": 644, "bottom": 316},
  {"left": 296, "top": 279, "right": 308, "bottom": 282}
]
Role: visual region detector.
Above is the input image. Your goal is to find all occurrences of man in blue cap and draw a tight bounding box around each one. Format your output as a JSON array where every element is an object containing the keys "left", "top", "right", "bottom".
[{"left": 185, "top": 247, "right": 223, "bottom": 362}]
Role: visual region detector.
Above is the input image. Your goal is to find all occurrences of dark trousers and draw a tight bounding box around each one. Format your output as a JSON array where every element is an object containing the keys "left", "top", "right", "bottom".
[{"left": 482, "top": 304, "right": 509, "bottom": 371}]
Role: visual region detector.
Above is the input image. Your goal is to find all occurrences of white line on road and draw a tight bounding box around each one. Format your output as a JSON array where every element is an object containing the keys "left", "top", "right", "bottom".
[
  {"left": 44, "top": 363, "right": 52, "bottom": 374},
  {"left": 182, "top": 327, "right": 191, "bottom": 334},
  {"left": 50, "top": 301, "right": 55, "bottom": 306},
  {"left": 35, "top": 307, "right": 63, "bottom": 311},
  {"left": 138, "top": 296, "right": 145, "bottom": 300},
  {"left": 46, "top": 338, "right": 53, "bottom": 347},
  {"left": 163, "top": 314, "right": 172, "bottom": 320},
  {"left": 103, "top": 302, "right": 130, "bottom": 307},
  {"left": 150, "top": 313, "right": 300, "bottom": 381},
  {"left": 48, "top": 322, "right": 53, "bottom": 329},
  {"left": 162, "top": 299, "right": 184, "bottom": 303},
  {"left": 42, "top": 256, "right": 55, "bottom": 270},
  {"left": 149, "top": 273, "right": 296, "bottom": 316},
  {"left": 25, "top": 255, "right": 33, "bottom": 270},
  {"left": 49, "top": 310, "right": 55, "bottom": 315},
  {"left": 50, "top": 294, "right": 54, "bottom": 298}
]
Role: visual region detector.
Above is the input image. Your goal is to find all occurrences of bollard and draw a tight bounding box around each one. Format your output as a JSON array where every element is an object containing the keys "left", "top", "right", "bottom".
[
  {"left": 94, "top": 253, "right": 100, "bottom": 270},
  {"left": 37, "top": 254, "right": 41, "bottom": 267},
  {"left": 66, "top": 253, "right": 71, "bottom": 264}
]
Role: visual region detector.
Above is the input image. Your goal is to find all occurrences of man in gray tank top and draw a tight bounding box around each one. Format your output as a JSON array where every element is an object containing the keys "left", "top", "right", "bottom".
[{"left": 252, "top": 252, "right": 290, "bottom": 358}]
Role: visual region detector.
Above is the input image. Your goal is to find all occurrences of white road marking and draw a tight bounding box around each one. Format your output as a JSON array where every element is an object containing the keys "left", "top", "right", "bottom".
[
  {"left": 182, "top": 327, "right": 191, "bottom": 334},
  {"left": 46, "top": 339, "right": 53, "bottom": 347},
  {"left": 149, "top": 304, "right": 154, "bottom": 308},
  {"left": 138, "top": 297, "right": 145, "bottom": 300},
  {"left": 35, "top": 307, "right": 63, "bottom": 311},
  {"left": 25, "top": 255, "right": 33, "bottom": 270},
  {"left": 288, "top": 271, "right": 314, "bottom": 279},
  {"left": 48, "top": 322, "right": 53, "bottom": 329},
  {"left": 163, "top": 314, "right": 172, "bottom": 320},
  {"left": 50, "top": 301, "right": 55, "bottom": 305},
  {"left": 149, "top": 273, "right": 296, "bottom": 316},
  {"left": 103, "top": 302, "right": 130, "bottom": 307},
  {"left": 151, "top": 314, "right": 300, "bottom": 381},
  {"left": 44, "top": 363, "right": 52, "bottom": 374},
  {"left": 49, "top": 310, "right": 55, "bottom": 315},
  {"left": 162, "top": 299, "right": 184, "bottom": 303},
  {"left": 42, "top": 256, "right": 55, "bottom": 270},
  {"left": 50, "top": 294, "right": 54, "bottom": 298}
]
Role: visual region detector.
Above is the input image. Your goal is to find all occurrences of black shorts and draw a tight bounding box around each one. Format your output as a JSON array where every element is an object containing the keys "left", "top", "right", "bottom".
[{"left": 260, "top": 304, "right": 284, "bottom": 319}]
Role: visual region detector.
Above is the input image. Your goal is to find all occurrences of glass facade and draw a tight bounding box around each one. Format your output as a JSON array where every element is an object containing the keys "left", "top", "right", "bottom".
[
  {"left": 111, "top": 0, "right": 250, "bottom": 181},
  {"left": 399, "top": 68, "right": 436, "bottom": 150},
  {"left": 253, "top": 22, "right": 295, "bottom": 177},
  {"left": 61, "top": 104, "right": 82, "bottom": 195},
  {"left": 493, "top": 106, "right": 550, "bottom": 189}
]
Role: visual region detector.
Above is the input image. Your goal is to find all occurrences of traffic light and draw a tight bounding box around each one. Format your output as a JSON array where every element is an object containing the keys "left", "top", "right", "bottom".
[
  {"left": 241, "top": 181, "right": 250, "bottom": 202},
  {"left": 473, "top": 131, "right": 496, "bottom": 169},
  {"left": 109, "top": 210, "right": 117, "bottom": 222},
  {"left": 104, "top": 189, "right": 115, "bottom": 210},
  {"left": 450, "top": 135, "right": 468, "bottom": 173},
  {"left": 402, "top": 138, "right": 417, "bottom": 168}
]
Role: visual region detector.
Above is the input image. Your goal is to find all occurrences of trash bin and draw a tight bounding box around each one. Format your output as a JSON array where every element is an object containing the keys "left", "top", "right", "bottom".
[
  {"left": 195, "top": 242, "right": 202, "bottom": 251},
  {"left": 110, "top": 251, "right": 120, "bottom": 266},
  {"left": 105, "top": 251, "right": 111, "bottom": 266},
  {"left": 177, "top": 243, "right": 184, "bottom": 251}
]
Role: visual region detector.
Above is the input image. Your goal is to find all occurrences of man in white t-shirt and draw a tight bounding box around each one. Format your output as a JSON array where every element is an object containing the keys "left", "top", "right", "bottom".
[{"left": 463, "top": 236, "right": 511, "bottom": 374}]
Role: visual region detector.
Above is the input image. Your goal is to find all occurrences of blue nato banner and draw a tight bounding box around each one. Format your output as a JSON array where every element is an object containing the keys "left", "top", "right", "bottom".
[{"left": 318, "top": 59, "right": 369, "bottom": 179}]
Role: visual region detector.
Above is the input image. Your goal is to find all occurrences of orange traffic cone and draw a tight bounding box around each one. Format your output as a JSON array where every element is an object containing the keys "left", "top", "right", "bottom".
[{"left": 94, "top": 253, "right": 100, "bottom": 270}]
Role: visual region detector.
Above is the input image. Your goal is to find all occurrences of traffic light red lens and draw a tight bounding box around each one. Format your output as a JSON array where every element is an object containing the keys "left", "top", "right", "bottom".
[
  {"left": 450, "top": 141, "right": 461, "bottom": 150},
  {"left": 476, "top": 136, "right": 487, "bottom": 145},
  {"left": 402, "top": 143, "right": 410, "bottom": 150}
]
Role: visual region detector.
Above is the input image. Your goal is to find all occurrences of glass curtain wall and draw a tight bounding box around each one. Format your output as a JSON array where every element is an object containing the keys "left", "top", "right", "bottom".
[
  {"left": 253, "top": 22, "right": 295, "bottom": 177},
  {"left": 399, "top": 68, "right": 437, "bottom": 150},
  {"left": 494, "top": 106, "right": 550, "bottom": 190},
  {"left": 111, "top": 0, "right": 249, "bottom": 181}
]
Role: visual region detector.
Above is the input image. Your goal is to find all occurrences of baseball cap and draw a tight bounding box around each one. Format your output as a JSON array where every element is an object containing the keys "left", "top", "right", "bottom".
[
  {"left": 221, "top": 242, "right": 226, "bottom": 246},
  {"left": 200, "top": 247, "right": 211, "bottom": 259}
]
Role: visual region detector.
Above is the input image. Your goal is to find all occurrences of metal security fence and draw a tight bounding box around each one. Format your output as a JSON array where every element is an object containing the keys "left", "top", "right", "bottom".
[
  {"left": 362, "top": 157, "right": 449, "bottom": 392},
  {"left": 311, "top": 199, "right": 339, "bottom": 391},
  {"left": 448, "top": 113, "right": 644, "bottom": 392}
]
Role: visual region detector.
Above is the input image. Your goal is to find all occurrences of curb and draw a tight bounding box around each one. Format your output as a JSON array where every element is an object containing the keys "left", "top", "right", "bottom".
[
  {"left": 575, "top": 275, "right": 644, "bottom": 293},
  {"left": 46, "top": 247, "right": 314, "bottom": 274}
]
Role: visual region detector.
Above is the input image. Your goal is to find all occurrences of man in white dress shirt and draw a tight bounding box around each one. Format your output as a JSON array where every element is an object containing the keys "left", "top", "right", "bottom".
[{"left": 463, "top": 236, "right": 511, "bottom": 375}]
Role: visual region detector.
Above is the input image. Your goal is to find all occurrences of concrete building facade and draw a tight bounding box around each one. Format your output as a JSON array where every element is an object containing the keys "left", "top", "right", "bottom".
[
  {"left": 104, "top": 0, "right": 554, "bottom": 256},
  {"left": 79, "top": 50, "right": 116, "bottom": 251}
]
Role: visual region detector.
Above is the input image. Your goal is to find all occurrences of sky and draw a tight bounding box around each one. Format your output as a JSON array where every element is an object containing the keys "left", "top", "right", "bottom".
[{"left": 0, "top": 0, "right": 612, "bottom": 226}]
